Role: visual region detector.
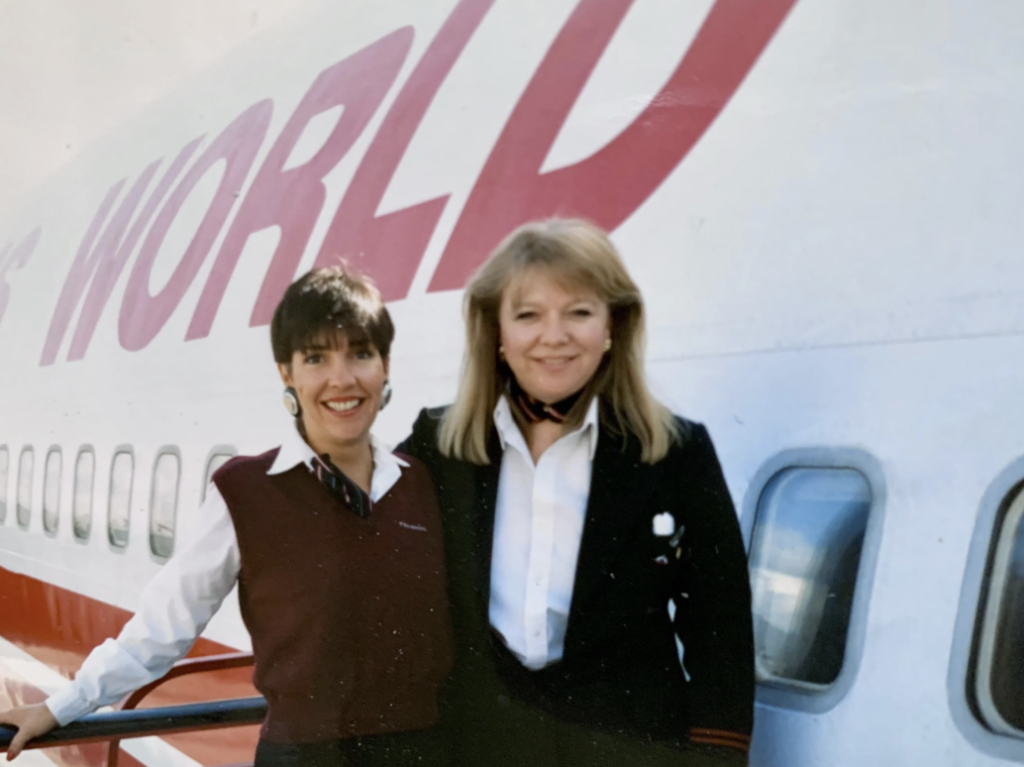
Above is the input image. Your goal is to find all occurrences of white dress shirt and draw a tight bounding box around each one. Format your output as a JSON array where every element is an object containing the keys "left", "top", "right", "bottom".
[
  {"left": 45, "top": 429, "right": 408, "bottom": 726},
  {"left": 489, "top": 396, "right": 599, "bottom": 670}
]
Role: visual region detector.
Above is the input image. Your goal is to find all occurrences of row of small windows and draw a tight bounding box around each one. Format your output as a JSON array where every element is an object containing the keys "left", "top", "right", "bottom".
[
  {"left": 0, "top": 445, "right": 234, "bottom": 558},
  {"left": 0, "top": 440, "right": 875, "bottom": 690},
  {"left": 2, "top": 439, "right": 1022, "bottom": 741}
]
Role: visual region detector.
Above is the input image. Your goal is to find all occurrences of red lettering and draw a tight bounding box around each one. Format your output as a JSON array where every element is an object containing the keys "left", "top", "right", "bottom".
[
  {"left": 187, "top": 29, "right": 413, "bottom": 339},
  {"left": 38, "top": 145, "right": 189, "bottom": 366},
  {"left": 312, "top": 0, "right": 495, "bottom": 301},
  {"left": 119, "top": 102, "right": 272, "bottom": 351},
  {"left": 429, "top": 0, "right": 798, "bottom": 291},
  {"left": 0, "top": 228, "right": 41, "bottom": 327}
]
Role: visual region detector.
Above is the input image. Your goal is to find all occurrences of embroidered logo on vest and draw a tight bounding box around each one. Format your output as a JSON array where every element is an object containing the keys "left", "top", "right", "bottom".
[{"left": 398, "top": 521, "right": 428, "bottom": 532}]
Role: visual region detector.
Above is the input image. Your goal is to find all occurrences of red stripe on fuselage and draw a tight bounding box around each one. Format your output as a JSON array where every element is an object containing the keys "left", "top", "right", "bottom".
[{"left": 0, "top": 566, "right": 259, "bottom": 766}]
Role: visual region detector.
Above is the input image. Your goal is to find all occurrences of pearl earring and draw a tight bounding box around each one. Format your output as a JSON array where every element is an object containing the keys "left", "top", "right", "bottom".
[
  {"left": 283, "top": 387, "right": 301, "bottom": 417},
  {"left": 604, "top": 338, "right": 612, "bottom": 352}
]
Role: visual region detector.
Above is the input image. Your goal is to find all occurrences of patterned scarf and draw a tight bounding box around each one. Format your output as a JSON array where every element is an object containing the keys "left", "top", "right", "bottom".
[
  {"left": 508, "top": 376, "right": 584, "bottom": 424},
  {"left": 310, "top": 453, "right": 373, "bottom": 519}
]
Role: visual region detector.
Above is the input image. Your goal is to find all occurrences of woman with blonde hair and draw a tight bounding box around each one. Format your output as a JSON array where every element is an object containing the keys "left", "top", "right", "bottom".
[{"left": 400, "top": 219, "right": 754, "bottom": 766}]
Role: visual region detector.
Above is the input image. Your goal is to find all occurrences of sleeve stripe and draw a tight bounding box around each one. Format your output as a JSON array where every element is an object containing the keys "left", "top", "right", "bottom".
[
  {"left": 689, "top": 736, "right": 751, "bottom": 751},
  {"left": 688, "top": 728, "right": 752, "bottom": 750}
]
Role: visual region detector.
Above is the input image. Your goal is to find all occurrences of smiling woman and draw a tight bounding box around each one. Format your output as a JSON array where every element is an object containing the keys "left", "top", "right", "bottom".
[
  {"left": 271, "top": 268, "right": 395, "bottom": 497},
  {"left": 0, "top": 266, "right": 452, "bottom": 767},
  {"left": 401, "top": 219, "right": 755, "bottom": 767}
]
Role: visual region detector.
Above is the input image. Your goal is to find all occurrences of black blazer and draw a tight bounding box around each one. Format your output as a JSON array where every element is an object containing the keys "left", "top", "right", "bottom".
[{"left": 399, "top": 408, "right": 754, "bottom": 763}]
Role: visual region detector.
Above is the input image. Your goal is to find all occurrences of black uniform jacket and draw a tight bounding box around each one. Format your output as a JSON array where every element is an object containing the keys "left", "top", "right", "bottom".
[{"left": 399, "top": 407, "right": 755, "bottom": 764}]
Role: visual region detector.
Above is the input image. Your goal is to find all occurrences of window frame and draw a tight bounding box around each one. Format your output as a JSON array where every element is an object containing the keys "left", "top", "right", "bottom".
[
  {"left": 948, "top": 455, "right": 1024, "bottom": 762},
  {"left": 741, "top": 447, "right": 886, "bottom": 714},
  {"left": 974, "top": 486, "right": 1024, "bottom": 738},
  {"left": 72, "top": 445, "right": 96, "bottom": 543},
  {"left": 107, "top": 445, "right": 135, "bottom": 552},
  {"left": 148, "top": 446, "right": 181, "bottom": 562},
  {"left": 201, "top": 445, "right": 237, "bottom": 503},
  {"left": 42, "top": 445, "right": 62, "bottom": 536}
]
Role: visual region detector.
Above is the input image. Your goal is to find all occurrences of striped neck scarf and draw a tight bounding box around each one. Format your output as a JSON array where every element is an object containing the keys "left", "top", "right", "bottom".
[
  {"left": 310, "top": 453, "right": 373, "bottom": 519},
  {"left": 508, "top": 377, "right": 584, "bottom": 425}
]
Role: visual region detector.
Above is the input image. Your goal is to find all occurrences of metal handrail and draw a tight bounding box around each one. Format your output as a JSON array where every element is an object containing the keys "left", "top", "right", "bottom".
[
  {"left": 0, "top": 652, "right": 263, "bottom": 767},
  {"left": 0, "top": 697, "right": 266, "bottom": 750}
]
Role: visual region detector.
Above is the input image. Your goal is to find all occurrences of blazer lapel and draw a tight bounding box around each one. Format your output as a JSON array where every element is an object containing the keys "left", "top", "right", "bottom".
[{"left": 570, "top": 427, "right": 663, "bottom": 615}]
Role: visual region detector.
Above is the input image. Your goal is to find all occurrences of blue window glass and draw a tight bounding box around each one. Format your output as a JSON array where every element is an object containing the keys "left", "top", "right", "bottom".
[
  {"left": 43, "top": 447, "right": 61, "bottom": 534},
  {"left": 73, "top": 448, "right": 95, "bottom": 541},
  {"left": 149, "top": 451, "right": 180, "bottom": 558},
  {"left": 108, "top": 450, "right": 133, "bottom": 548},
  {"left": 17, "top": 447, "right": 34, "bottom": 528},
  {"left": 749, "top": 467, "right": 872, "bottom": 688}
]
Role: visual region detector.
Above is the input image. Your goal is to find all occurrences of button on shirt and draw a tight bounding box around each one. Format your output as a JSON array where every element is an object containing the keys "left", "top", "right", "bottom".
[
  {"left": 489, "top": 396, "right": 599, "bottom": 670},
  {"left": 45, "top": 430, "right": 408, "bottom": 726}
]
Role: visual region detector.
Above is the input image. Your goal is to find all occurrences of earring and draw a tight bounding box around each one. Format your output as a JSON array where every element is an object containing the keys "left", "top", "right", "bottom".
[
  {"left": 283, "top": 387, "right": 301, "bottom": 417},
  {"left": 380, "top": 380, "right": 393, "bottom": 411},
  {"left": 604, "top": 338, "right": 612, "bottom": 352},
  {"left": 499, "top": 346, "right": 506, "bottom": 360}
]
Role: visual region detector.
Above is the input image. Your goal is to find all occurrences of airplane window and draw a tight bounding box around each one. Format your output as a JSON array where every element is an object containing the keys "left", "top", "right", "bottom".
[
  {"left": 0, "top": 446, "right": 8, "bottom": 522},
  {"left": 43, "top": 447, "right": 61, "bottom": 534},
  {"left": 108, "top": 451, "right": 133, "bottom": 548},
  {"left": 17, "top": 447, "right": 34, "bottom": 528},
  {"left": 73, "top": 448, "right": 94, "bottom": 540},
  {"left": 974, "top": 485, "right": 1024, "bottom": 738},
  {"left": 202, "top": 451, "right": 235, "bottom": 502},
  {"left": 748, "top": 467, "right": 872, "bottom": 689},
  {"left": 149, "top": 451, "right": 180, "bottom": 558}
]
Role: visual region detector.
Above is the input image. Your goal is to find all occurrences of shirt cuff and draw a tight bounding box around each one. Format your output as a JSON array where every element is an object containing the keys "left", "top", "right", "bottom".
[{"left": 45, "top": 685, "right": 97, "bottom": 727}]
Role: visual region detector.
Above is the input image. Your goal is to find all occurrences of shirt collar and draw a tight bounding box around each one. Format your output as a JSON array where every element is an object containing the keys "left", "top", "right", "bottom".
[
  {"left": 267, "top": 425, "right": 409, "bottom": 503},
  {"left": 493, "top": 394, "right": 600, "bottom": 461}
]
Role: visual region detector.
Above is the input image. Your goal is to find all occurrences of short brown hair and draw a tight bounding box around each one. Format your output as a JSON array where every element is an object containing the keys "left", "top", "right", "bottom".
[
  {"left": 270, "top": 267, "right": 394, "bottom": 363},
  {"left": 439, "top": 219, "right": 682, "bottom": 464}
]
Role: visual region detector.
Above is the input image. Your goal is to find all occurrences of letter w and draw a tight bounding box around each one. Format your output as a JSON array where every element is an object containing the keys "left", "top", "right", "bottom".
[{"left": 39, "top": 139, "right": 199, "bottom": 366}]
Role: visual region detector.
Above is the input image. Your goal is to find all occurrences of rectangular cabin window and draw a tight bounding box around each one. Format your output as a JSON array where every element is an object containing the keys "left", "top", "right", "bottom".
[
  {"left": 17, "top": 447, "right": 34, "bottom": 528},
  {"left": 748, "top": 467, "right": 872, "bottom": 689},
  {"left": 202, "top": 451, "right": 235, "bottom": 503},
  {"left": 108, "top": 451, "right": 133, "bottom": 548},
  {"left": 149, "top": 451, "right": 180, "bottom": 558},
  {"left": 0, "top": 446, "right": 8, "bottom": 523},
  {"left": 73, "top": 448, "right": 95, "bottom": 541},
  {"left": 43, "top": 448, "right": 62, "bottom": 534},
  {"left": 974, "top": 485, "right": 1024, "bottom": 738}
]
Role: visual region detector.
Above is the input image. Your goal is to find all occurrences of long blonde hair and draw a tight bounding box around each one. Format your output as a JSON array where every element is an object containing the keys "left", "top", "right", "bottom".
[{"left": 439, "top": 219, "right": 682, "bottom": 465}]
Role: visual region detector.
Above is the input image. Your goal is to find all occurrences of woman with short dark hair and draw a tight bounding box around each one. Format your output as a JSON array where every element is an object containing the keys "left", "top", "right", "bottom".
[
  {"left": 401, "top": 219, "right": 754, "bottom": 766},
  {"left": 0, "top": 267, "right": 452, "bottom": 767}
]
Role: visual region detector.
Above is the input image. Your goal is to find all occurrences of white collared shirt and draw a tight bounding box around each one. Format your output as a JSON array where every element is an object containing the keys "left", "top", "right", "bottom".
[
  {"left": 45, "top": 429, "right": 408, "bottom": 726},
  {"left": 489, "top": 396, "right": 599, "bottom": 670}
]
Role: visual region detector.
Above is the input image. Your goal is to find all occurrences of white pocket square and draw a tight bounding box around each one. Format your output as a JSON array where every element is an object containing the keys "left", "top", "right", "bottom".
[{"left": 653, "top": 512, "right": 675, "bottom": 537}]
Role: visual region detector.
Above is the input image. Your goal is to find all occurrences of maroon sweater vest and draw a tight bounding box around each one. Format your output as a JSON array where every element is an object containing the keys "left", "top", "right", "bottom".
[{"left": 213, "top": 450, "right": 452, "bottom": 744}]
